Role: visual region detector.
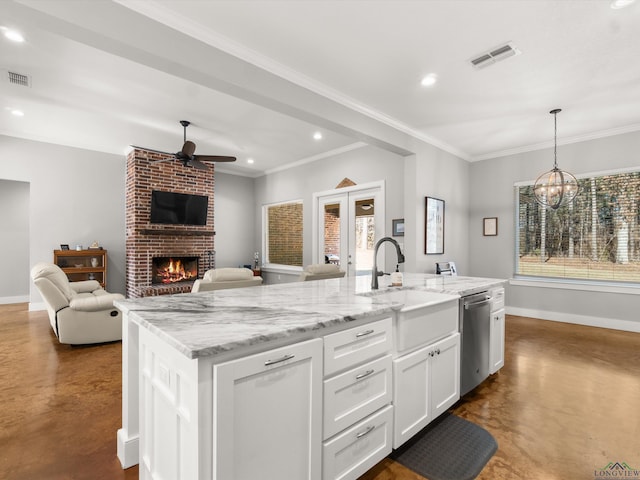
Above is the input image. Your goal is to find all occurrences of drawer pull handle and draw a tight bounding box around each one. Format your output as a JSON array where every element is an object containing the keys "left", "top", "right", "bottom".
[
  {"left": 355, "top": 329, "right": 374, "bottom": 338},
  {"left": 356, "top": 425, "right": 375, "bottom": 439},
  {"left": 264, "top": 354, "right": 295, "bottom": 366},
  {"left": 355, "top": 369, "right": 374, "bottom": 380}
]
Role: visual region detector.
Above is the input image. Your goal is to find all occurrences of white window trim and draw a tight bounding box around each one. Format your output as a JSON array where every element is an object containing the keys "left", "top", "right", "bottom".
[
  {"left": 510, "top": 276, "right": 640, "bottom": 295},
  {"left": 514, "top": 165, "right": 640, "bottom": 187},
  {"left": 514, "top": 165, "right": 640, "bottom": 288}
]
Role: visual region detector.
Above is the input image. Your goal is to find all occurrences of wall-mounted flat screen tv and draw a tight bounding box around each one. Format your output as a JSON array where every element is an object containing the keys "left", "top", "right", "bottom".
[{"left": 150, "top": 190, "right": 208, "bottom": 226}]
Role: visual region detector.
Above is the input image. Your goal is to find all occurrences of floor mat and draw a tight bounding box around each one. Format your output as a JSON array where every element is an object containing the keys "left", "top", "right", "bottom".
[{"left": 390, "top": 413, "right": 498, "bottom": 480}]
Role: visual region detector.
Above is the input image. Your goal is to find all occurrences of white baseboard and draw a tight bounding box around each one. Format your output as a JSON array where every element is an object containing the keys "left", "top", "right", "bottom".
[
  {"left": 506, "top": 306, "right": 640, "bottom": 333},
  {"left": 28, "top": 302, "right": 46, "bottom": 311},
  {"left": 0, "top": 295, "right": 29, "bottom": 305},
  {"left": 117, "top": 428, "right": 139, "bottom": 469}
]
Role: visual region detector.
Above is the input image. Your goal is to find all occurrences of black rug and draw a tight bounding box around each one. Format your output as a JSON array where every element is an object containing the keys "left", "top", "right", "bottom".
[{"left": 390, "top": 413, "right": 498, "bottom": 480}]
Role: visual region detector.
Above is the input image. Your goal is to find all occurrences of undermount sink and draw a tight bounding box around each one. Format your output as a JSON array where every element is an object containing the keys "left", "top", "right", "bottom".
[{"left": 361, "top": 288, "right": 460, "bottom": 354}]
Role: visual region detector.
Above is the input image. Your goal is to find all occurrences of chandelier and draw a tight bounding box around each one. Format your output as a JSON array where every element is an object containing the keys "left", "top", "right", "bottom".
[{"left": 533, "top": 109, "right": 579, "bottom": 209}]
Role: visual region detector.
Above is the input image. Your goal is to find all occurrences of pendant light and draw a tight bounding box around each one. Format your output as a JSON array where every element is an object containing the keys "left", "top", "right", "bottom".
[{"left": 533, "top": 109, "right": 579, "bottom": 209}]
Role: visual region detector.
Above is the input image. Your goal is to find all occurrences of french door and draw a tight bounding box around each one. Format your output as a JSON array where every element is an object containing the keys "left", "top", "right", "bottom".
[{"left": 314, "top": 182, "right": 384, "bottom": 277}]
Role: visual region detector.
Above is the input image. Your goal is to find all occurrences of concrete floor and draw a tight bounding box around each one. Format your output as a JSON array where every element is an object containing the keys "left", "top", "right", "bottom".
[{"left": 1, "top": 304, "right": 639, "bottom": 480}]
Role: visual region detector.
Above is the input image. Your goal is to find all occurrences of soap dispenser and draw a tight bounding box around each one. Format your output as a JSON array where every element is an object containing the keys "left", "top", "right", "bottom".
[{"left": 391, "top": 264, "right": 403, "bottom": 287}]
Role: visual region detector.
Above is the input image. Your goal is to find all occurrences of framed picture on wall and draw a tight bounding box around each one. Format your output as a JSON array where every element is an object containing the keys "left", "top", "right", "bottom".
[
  {"left": 392, "top": 218, "right": 405, "bottom": 236},
  {"left": 483, "top": 217, "right": 498, "bottom": 236},
  {"left": 425, "top": 197, "right": 444, "bottom": 254}
]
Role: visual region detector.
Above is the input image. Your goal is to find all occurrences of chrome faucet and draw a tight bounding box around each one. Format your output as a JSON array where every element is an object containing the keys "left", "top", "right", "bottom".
[{"left": 371, "top": 237, "right": 405, "bottom": 289}]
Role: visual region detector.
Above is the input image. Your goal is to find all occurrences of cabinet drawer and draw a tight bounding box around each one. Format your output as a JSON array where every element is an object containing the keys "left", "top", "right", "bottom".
[
  {"left": 322, "top": 404, "right": 393, "bottom": 480},
  {"left": 323, "top": 354, "right": 392, "bottom": 439},
  {"left": 324, "top": 317, "right": 392, "bottom": 376},
  {"left": 490, "top": 287, "right": 505, "bottom": 312}
]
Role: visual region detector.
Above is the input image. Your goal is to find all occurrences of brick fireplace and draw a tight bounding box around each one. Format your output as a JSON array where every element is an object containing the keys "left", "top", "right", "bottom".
[{"left": 125, "top": 148, "right": 215, "bottom": 298}]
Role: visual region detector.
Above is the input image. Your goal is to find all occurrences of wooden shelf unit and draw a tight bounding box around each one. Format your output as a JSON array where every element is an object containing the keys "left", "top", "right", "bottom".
[{"left": 54, "top": 249, "right": 108, "bottom": 289}]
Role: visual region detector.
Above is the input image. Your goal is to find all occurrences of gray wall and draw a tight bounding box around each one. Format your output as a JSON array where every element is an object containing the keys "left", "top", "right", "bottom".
[
  {"left": 469, "top": 130, "right": 640, "bottom": 329},
  {"left": 404, "top": 141, "right": 471, "bottom": 275},
  {"left": 0, "top": 179, "right": 30, "bottom": 302},
  {"left": 0, "top": 136, "right": 261, "bottom": 305},
  {"left": 4, "top": 127, "right": 637, "bottom": 330},
  {"left": 213, "top": 172, "right": 257, "bottom": 268},
  {"left": 254, "top": 144, "right": 406, "bottom": 273},
  {"left": 0, "top": 135, "right": 127, "bottom": 304}
]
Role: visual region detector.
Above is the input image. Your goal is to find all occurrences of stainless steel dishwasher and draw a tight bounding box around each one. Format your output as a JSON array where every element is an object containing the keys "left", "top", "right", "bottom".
[{"left": 460, "top": 291, "right": 492, "bottom": 396}]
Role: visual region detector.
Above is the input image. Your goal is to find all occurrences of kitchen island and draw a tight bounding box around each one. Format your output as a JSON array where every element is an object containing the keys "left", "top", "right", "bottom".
[{"left": 116, "top": 273, "right": 505, "bottom": 479}]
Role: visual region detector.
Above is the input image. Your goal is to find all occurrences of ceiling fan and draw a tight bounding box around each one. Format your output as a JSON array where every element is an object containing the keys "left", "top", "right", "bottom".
[{"left": 133, "top": 120, "right": 236, "bottom": 170}]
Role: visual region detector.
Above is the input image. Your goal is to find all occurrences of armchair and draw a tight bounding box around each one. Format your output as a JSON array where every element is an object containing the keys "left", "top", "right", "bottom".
[
  {"left": 31, "top": 262, "right": 124, "bottom": 345},
  {"left": 298, "top": 263, "right": 346, "bottom": 281},
  {"left": 191, "top": 267, "right": 263, "bottom": 292}
]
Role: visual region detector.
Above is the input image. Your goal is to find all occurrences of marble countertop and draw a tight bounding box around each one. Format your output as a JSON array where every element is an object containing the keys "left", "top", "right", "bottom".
[{"left": 115, "top": 273, "right": 505, "bottom": 359}]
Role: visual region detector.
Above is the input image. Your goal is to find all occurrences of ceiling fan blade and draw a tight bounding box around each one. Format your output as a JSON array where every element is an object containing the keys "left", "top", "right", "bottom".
[
  {"left": 130, "top": 145, "right": 175, "bottom": 156},
  {"left": 181, "top": 140, "right": 197, "bottom": 158},
  {"left": 188, "top": 158, "right": 210, "bottom": 170},
  {"left": 194, "top": 155, "right": 237, "bottom": 163}
]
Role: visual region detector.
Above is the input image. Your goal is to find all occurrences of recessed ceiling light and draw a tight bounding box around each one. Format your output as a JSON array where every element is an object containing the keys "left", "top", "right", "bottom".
[
  {"left": 2, "top": 28, "right": 25, "bottom": 43},
  {"left": 247, "top": 158, "right": 254, "bottom": 164},
  {"left": 313, "top": 132, "right": 323, "bottom": 140},
  {"left": 610, "top": 0, "right": 636, "bottom": 8},
  {"left": 420, "top": 73, "right": 438, "bottom": 87},
  {"left": 11, "top": 109, "right": 24, "bottom": 117}
]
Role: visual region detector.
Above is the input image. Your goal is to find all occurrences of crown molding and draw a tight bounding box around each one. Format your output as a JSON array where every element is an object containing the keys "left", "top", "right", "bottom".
[
  {"left": 264, "top": 142, "right": 368, "bottom": 176},
  {"left": 471, "top": 122, "right": 640, "bottom": 162}
]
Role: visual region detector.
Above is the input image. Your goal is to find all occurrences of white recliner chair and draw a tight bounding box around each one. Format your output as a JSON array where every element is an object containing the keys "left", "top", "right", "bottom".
[
  {"left": 298, "top": 263, "right": 346, "bottom": 281},
  {"left": 191, "top": 267, "right": 263, "bottom": 292},
  {"left": 31, "top": 262, "right": 124, "bottom": 345}
]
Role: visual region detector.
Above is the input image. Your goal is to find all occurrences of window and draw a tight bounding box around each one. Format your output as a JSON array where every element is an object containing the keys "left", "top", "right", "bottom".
[
  {"left": 263, "top": 200, "right": 303, "bottom": 267},
  {"left": 516, "top": 169, "right": 640, "bottom": 283}
]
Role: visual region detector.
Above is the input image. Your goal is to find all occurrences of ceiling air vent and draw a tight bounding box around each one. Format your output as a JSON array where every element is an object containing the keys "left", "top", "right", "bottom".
[
  {"left": 7, "top": 70, "right": 31, "bottom": 87},
  {"left": 470, "top": 42, "right": 521, "bottom": 69}
]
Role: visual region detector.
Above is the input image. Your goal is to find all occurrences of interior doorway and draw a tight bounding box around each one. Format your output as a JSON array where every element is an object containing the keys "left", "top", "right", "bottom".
[
  {"left": 314, "top": 182, "right": 384, "bottom": 277},
  {"left": 0, "top": 179, "right": 30, "bottom": 303}
]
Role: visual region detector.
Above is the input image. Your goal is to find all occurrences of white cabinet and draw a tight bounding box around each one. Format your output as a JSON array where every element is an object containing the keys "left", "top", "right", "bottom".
[
  {"left": 430, "top": 333, "right": 461, "bottom": 418},
  {"left": 489, "top": 287, "right": 505, "bottom": 375},
  {"left": 323, "top": 354, "right": 392, "bottom": 439},
  {"left": 393, "top": 333, "right": 460, "bottom": 448},
  {"left": 490, "top": 308, "right": 505, "bottom": 374},
  {"left": 322, "top": 405, "right": 393, "bottom": 480},
  {"left": 324, "top": 317, "right": 393, "bottom": 376},
  {"left": 214, "top": 338, "right": 323, "bottom": 480},
  {"left": 322, "top": 317, "right": 393, "bottom": 480}
]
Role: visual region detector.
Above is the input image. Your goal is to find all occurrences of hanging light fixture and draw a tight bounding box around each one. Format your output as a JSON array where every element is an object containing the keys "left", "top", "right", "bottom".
[{"left": 533, "top": 108, "right": 579, "bottom": 209}]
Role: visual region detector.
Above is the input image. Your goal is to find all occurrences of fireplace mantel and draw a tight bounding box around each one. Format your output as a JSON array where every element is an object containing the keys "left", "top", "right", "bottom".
[{"left": 138, "top": 229, "right": 215, "bottom": 237}]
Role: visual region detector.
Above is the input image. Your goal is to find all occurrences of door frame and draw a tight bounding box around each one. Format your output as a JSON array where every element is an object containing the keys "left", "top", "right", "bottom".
[{"left": 312, "top": 180, "right": 385, "bottom": 275}]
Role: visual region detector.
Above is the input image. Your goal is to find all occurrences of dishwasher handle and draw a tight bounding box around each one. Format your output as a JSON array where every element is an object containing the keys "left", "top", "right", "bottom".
[{"left": 464, "top": 297, "right": 491, "bottom": 310}]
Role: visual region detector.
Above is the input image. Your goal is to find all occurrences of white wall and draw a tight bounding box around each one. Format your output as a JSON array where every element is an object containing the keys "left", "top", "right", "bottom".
[
  {"left": 0, "top": 179, "right": 30, "bottom": 302},
  {"left": 469, "top": 130, "right": 640, "bottom": 330},
  {"left": 213, "top": 172, "right": 257, "bottom": 268},
  {"left": 253, "top": 144, "right": 406, "bottom": 273},
  {"left": 0, "top": 135, "right": 127, "bottom": 304}
]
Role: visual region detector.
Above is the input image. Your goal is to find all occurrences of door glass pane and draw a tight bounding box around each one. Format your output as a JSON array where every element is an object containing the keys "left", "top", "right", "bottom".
[
  {"left": 323, "top": 203, "right": 341, "bottom": 266},
  {"left": 354, "top": 199, "right": 375, "bottom": 275}
]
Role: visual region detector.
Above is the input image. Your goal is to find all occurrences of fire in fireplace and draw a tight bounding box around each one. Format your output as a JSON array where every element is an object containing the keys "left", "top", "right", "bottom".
[{"left": 152, "top": 256, "right": 198, "bottom": 284}]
